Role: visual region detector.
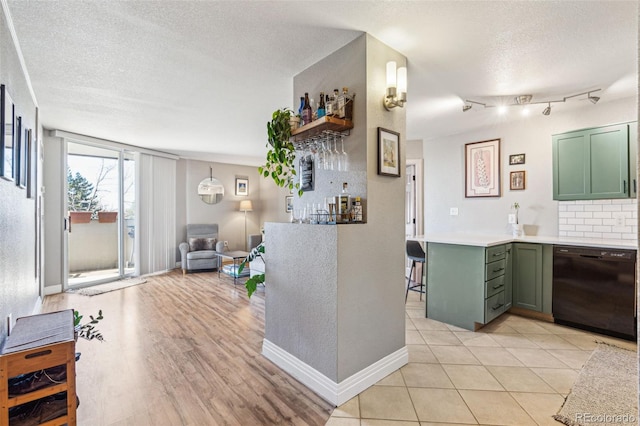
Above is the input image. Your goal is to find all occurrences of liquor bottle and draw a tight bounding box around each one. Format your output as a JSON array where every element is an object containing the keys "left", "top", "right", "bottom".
[
  {"left": 302, "top": 92, "right": 313, "bottom": 125},
  {"left": 297, "top": 96, "right": 304, "bottom": 119},
  {"left": 325, "top": 94, "right": 333, "bottom": 116},
  {"left": 338, "top": 87, "right": 353, "bottom": 120},
  {"left": 331, "top": 89, "right": 339, "bottom": 116},
  {"left": 317, "top": 92, "right": 326, "bottom": 118},
  {"left": 338, "top": 182, "right": 351, "bottom": 223},
  {"left": 351, "top": 197, "right": 363, "bottom": 222}
]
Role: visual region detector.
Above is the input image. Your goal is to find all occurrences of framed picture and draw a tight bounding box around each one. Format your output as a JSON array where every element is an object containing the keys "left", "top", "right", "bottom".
[
  {"left": 377, "top": 127, "right": 400, "bottom": 177},
  {"left": 285, "top": 195, "right": 293, "bottom": 213},
  {"left": 465, "top": 138, "right": 501, "bottom": 198},
  {"left": 14, "top": 116, "right": 22, "bottom": 188},
  {"left": 510, "top": 170, "right": 526, "bottom": 190},
  {"left": 509, "top": 153, "right": 525, "bottom": 165},
  {"left": 235, "top": 177, "right": 248, "bottom": 196},
  {"left": 27, "top": 129, "right": 36, "bottom": 199},
  {"left": 1, "top": 84, "right": 15, "bottom": 181},
  {"left": 18, "top": 126, "right": 28, "bottom": 189}
]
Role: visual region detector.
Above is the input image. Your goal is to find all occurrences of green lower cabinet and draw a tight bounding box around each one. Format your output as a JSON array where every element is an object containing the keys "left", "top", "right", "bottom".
[{"left": 512, "top": 243, "right": 545, "bottom": 312}]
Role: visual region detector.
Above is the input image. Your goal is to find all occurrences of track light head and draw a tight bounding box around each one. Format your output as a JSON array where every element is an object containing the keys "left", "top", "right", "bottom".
[
  {"left": 462, "top": 104, "right": 472, "bottom": 112},
  {"left": 542, "top": 103, "right": 551, "bottom": 116},
  {"left": 589, "top": 94, "right": 600, "bottom": 104}
]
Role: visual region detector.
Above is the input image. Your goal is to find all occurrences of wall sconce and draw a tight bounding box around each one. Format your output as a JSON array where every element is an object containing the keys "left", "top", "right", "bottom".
[{"left": 384, "top": 61, "right": 407, "bottom": 110}]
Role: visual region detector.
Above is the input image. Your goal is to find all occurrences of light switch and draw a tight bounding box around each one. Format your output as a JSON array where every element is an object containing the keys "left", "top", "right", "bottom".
[{"left": 450, "top": 208, "right": 458, "bottom": 216}]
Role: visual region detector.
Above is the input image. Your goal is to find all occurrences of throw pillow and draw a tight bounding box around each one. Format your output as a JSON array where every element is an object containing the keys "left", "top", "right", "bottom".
[{"left": 189, "top": 237, "right": 216, "bottom": 251}]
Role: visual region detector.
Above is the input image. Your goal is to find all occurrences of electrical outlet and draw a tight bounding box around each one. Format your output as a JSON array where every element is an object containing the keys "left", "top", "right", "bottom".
[
  {"left": 612, "top": 212, "right": 625, "bottom": 226},
  {"left": 508, "top": 214, "right": 516, "bottom": 224},
  {"left": 449, "top": 207, "right": 458, "bottom": 216}
]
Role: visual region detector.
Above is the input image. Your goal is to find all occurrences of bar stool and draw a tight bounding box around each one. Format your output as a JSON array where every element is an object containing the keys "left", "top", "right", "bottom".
[{"left": 406, "top": 240, "right": 426, "bottom": 302}]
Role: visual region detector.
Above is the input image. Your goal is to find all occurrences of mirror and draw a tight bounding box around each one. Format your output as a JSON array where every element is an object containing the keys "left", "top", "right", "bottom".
[{"left": 198, "top": 176, "right": 224, "bottom": 204}]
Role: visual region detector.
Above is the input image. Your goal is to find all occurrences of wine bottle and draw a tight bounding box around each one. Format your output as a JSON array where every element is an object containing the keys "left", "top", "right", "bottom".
[
  {"left": 297, "top": 96, "right": 304, "bottom": 119},
  {"left": 302, "top": 92, "right": 313, "bottom": 125},
  {"left": 325, "top": 94, "right": 333, "bottom": 116}
]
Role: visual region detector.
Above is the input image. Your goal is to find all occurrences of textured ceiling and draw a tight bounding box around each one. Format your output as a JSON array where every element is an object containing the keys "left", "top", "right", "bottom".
[{"left": 6, "top": 1, "right": 638, "bottom": 166}]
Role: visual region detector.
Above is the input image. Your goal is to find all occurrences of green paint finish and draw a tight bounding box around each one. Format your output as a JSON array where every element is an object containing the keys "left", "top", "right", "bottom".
[
  {"left": 513, "top": 243, "right": 543, "bottom": 312},
  {"left": 504, "top": 244, "right": 513, "bottom": 311},
  {"left": 629, "top": 122, "right": 637, "bottom": 198},
  {"left": 486, "top": 245, "right": 506, "bottom": 262},
  {"left": 427, "top": 243, "right": 485, "bottom": 330},
  {"left": 541, "top": 245, "right": 553, "bottom": 314},
  {"left": 553, "top": 123, "right": 632, "bottom": 200}
]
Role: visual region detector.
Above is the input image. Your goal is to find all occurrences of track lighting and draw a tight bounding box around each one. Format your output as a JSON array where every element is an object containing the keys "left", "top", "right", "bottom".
[{"left": 462, "top": 89, "right": 601, "bottom": 117}]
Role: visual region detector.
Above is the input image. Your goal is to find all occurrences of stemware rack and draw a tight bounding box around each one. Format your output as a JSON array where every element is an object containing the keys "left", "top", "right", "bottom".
[{"left": 290, "top": 115, "right": 353, "bottom": 145}]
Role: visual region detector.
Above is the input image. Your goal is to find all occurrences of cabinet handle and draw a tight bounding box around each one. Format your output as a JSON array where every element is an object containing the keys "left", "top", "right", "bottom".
[
  {"left": 491, "top": 303, "right": 505, "bottom": 311},
  {"left": 492, "top": 284, "right": 504, "bottom": 290},
  {"left": 634, "top": 179, "right": 637, "bottom": 194},
  {"left": 493, "top": 267, "right": 505, "bottom": 273},
  {"left": 492, "top": 252, "right": 504, "bottom": 257},
  {"left": 624, "top": 180, "right": 627, "bottom": 193}
]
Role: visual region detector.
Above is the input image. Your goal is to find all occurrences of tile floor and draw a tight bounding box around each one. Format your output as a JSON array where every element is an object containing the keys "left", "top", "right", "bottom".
[{"left": 326, "top": 291, "right": 637, "bottom": 426}]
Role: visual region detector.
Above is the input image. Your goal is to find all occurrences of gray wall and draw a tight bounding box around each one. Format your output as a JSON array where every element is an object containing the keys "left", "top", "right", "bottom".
[
  {"left": 176, "top": 159, "right": 263, "bottom": 253},
  {"left": 265, "top": 34, "right": 407, "bottom": 383},
  {"left": 0, "top": 7, "right": 40, "bottom": 344},
  {"left": 424, "top": 96, "right": 637, "bottom": 236}
]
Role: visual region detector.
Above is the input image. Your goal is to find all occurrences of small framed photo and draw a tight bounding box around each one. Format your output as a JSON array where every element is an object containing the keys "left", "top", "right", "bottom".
[
  {"left": 510, "top": 170, "right": 526, "bottom": 190},
  {"left": 465, "top": 138, "right": 501, "bottom": 197},
  {"left": 378, "top": 127, "right": 401, "bottom": 177},
  {"left": 235, "top": 177, "right": 248, "bottom": 196},
  {"left": 285, "top": 195, "right": 293, "bottom": 213},
  {"left": 1, "top": 85, "right": 15, "bottom": 181},
  {"left": 509, "top": 153, "right": 525, "bottom": 165}
]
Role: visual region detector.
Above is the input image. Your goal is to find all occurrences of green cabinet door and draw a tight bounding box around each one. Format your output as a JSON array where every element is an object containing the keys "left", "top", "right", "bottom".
[
  {"left": 513, "top": 243, "right": 543, "bottom": 312},
  {"left": 553, "top": 123, "right": 630, "bottom": 200},
  {"left": 629, "top": 122, "right": 637, "bottom": 198}
]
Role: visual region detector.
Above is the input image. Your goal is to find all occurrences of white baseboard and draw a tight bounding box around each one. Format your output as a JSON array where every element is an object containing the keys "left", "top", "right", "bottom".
[
  {"left": 44, "top": 284, "right": 62, "bottom": 296},
  {"left": 262, "top": 339, "right": 408, "bottom": 406}
]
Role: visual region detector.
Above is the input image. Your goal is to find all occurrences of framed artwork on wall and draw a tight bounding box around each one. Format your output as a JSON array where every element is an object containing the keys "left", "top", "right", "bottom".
[
  {"left": 235, "top": 177, "right": 248, "bottom": 196},
  {"left": 510, "top": 170, "right": 526, "bottom": 190},
  {"left": 465, "top": 138, "right": 501, "bottom": 198},
  {"left": 377, "top": 127, "right": 401, "bottom": 177},
  {"left": 15, "top": 116, "right": 22, "bottom": 188},
  {"left": 509, "top": 153, "right": 525, "bottom": 165},
  {"left": 1, "top": 84, "right": 15, "bottom": 181},
  {"left": 18, "top": 126, "right": 28, "bottom": 189}
]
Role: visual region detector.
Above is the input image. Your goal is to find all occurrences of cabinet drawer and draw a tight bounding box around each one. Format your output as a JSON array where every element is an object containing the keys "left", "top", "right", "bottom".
[
  {"left": 485, "top": 259, "right": 506, "bottom": 281},
  {"left": 486, "top": 245, "right": 507, "bottom": 262},
  {"left": 485, "top": 291, "right": 506, "bottom": 324},
  {"left": 485, "top": 275, "right": 505, "bottom": 298}
]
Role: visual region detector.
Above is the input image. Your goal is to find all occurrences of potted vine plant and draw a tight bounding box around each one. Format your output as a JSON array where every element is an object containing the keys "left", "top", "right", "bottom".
[
  {"left": 238, "top": 243, "right": 264, "bottom": 298},
  {"left": 259, "top": 108, "right": 303, "bottom": 196}
]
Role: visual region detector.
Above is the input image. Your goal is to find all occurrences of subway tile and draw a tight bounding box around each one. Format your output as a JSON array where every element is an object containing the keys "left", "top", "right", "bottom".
[
  {"left": 602, "top": 233, "right": 623, "bottom": 239},
  {"left": 584, "top": 219, "right": 602, "bottom": 225},
  {"left": 559, "top": 212, "right": 576, "bottom": 218},
  {"left": 616, "top": 211, "right": 633, "bottom": 218},
  {"left": 558, "top": 218, "right": 567, "bottom": 225},
  {"left": 559, "top": 231, "right": 567, "bottom": 236},
  {"left": 622, "top": 204, "right": 637, "bottom": 211},
  {"left": 558, "top": 205, "right": 567, "bottom": 212},
  {"left": 584, "top": 205, "right": 603, "bottom": 212},
  {"left": 575, "top": 212, "right": 593, "bottom": 219},
  {"left": 558, "top": 225, "right": 575, "bottom": 232},
  {"left": 612, "top": 226, "right": 632, "bottom": 233},
  {"left": 593, "top": 199, "right": 612, "bottom": 205},
  {"left": 583, "top": 232, "right": 603, "bottom": 238},
  {"left": 603, "top": 204, "right": 622, "bottom": 212},
  {"left": 593, "top": 212, "right": 612, "bottom": 219},
  {"left": 622, "top": 234, "right": 638, "bottom": 240},
  {"left": 559, "top": 201, "right": 576, "bottom": 205},
  {"left": 567, "top": 218, "right": 584, "bottom": 225},
  {"left": 566, "top": 231, "right": 584, "bottom": 237},
  {"left": 602, "top": 219, "right": 616, "bottom": 226},
  {"left": 575, "top": 225, "right": 593, "bottom": 232},
  {"left": 593, "top": 225, "right": 612, "bottom": 232},
  {"left": 567, "top": 205, "right": 584, "bottom": 212},
  {"left": 574, "top": 200, "right": 593, "bottom": 205},
  {"left": 615, "top": 199, "right": 634, "bottom": 204}
]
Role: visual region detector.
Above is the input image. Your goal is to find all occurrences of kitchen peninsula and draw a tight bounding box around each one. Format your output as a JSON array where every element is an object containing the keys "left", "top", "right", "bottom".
[{"left": 413, "top": 233, "right": 638, "bottom": 332}]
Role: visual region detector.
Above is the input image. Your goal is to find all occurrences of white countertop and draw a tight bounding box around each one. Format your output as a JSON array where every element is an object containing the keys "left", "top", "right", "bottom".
[{"left": 410, "top": 233, "right": 638, "bottom": 250}]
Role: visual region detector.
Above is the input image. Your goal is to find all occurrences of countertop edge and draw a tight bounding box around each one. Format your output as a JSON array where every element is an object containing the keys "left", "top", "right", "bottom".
[{"left": 411, "top": 234, "right": 638, "bottom": 250}]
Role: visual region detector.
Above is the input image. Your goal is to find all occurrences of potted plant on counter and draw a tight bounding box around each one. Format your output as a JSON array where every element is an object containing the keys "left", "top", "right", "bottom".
[{"left": 259, "top": 108, "right": 303, "bottom": 196}]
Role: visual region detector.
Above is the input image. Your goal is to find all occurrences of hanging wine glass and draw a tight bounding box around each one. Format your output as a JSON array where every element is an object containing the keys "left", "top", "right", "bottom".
[
  {"left": 332, "top": 133, "right": 342, "bottom": 171},
  {"left": 340, "top": 135, "right": 348, "bottom": 172}
]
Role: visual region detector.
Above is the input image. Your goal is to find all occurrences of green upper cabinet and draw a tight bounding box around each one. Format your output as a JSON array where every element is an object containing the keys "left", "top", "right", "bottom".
[
  {"left": 629, "top": 122, "right": 637, "bottom": 198},
  {"left": 553, "top": 123, "right": 631, "bottom": 200}
]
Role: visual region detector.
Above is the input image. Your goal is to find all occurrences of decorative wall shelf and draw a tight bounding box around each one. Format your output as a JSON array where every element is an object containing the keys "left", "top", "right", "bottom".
[{"left": 291, "top": 116, "right": 353, "bottom": 144}]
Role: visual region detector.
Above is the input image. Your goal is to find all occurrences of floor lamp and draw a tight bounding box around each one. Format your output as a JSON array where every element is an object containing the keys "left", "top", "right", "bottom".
[{"left": 239, "top": 200, "right": 253, "bottom": 251}]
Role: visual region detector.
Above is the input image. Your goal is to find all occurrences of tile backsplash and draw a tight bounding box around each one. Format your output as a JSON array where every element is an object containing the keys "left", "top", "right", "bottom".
[{"left": 558, "top": 199, "right": 638, "bottom": 240}]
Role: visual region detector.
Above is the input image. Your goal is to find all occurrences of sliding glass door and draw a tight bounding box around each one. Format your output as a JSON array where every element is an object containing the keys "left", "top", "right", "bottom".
[{"left": 66, "top": 142, "right": 135, "bottom": 287}]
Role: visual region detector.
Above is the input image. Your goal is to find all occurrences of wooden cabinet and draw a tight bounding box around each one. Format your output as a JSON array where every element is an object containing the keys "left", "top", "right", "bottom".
[
  {"left": 553, "top": 123, "right": 634, "bottom": 200},
  {"left": 0, "top": 310, "right": 76, "bottom": 426},
  {"left": 427, "top": 243, "right": 512, "bottom": 331}
]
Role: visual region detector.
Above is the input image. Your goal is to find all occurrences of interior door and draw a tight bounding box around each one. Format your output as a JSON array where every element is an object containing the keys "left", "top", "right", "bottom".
[{"left": 405, "top": 163, "right": 417, "bottom": 278}]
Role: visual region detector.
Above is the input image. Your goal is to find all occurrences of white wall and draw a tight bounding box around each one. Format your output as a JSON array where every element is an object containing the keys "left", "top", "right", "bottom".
[{"left": 423, "top": 96, "right": 637, "bottom": 236}]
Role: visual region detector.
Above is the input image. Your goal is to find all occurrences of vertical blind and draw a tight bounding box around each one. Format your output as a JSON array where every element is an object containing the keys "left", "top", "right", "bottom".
[{"left": 136, "top": 153, "right": 176, "bottom": 275}]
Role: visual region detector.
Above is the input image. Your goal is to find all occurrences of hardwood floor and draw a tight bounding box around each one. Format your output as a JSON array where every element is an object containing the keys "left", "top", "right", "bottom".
[{"left": 42, "top": 270, "right": 334, "bottom": 425}]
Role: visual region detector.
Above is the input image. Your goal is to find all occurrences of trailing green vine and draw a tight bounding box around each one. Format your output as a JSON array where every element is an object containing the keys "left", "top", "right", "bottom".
[{"left": 259, "top": 108, "right": 303, "bottom": 196}]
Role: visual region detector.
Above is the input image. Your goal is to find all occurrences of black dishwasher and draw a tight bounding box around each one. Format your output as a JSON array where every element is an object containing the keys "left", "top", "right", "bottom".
[{"left": 553, "top": 245, "right": 636, "bottom": 341}]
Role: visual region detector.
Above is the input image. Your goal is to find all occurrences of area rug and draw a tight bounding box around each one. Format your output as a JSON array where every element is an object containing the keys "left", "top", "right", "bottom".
[
  {"left": 553, "top": 343, "right": 638, "bottom": 426},
  {"left": 67, "top": 278, "right": 147, "bottom": 296}
]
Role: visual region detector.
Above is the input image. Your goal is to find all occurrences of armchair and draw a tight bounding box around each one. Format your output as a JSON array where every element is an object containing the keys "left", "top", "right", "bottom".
[{"left": 179, "top": 224, "right": 220, "bottom": 275}]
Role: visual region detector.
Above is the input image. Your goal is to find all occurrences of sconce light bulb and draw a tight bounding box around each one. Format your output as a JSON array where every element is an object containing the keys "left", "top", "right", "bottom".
[{"left": 386, "top": 61, "right": 397, "bottom": 89}]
